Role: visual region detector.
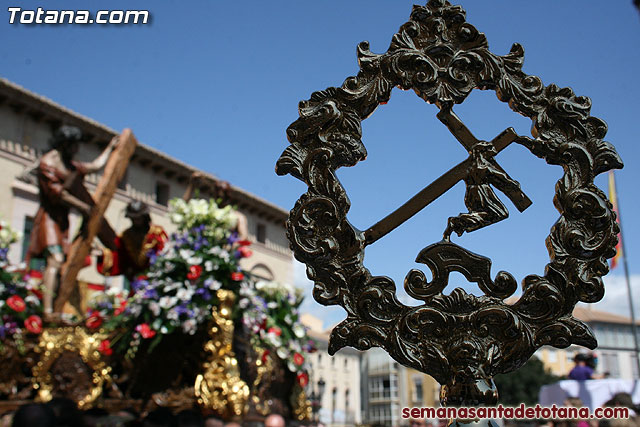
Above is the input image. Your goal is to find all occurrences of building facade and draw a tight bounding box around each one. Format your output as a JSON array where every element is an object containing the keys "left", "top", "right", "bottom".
[
  {"left": 536, "top": 306, "right": 640, "bottom": 380},
  {"left": 360, "top": 347, "right": 439, "bottom": 427},
  {"left": 301, "top": 314, "right": 363, "bottom": 427},
  {"left": 0, "top": 77, "right": 293, "bottom": 287}
]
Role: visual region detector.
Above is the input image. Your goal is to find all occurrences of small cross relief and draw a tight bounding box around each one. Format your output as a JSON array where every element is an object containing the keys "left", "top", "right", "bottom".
[{"left": 364, "top": 104, "right": 532, "bottom": 246}]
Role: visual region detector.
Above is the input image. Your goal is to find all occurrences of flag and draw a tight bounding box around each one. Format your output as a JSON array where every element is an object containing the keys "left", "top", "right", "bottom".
[{"left": 608, "top": 171, "right": 622, "bottom": 269}]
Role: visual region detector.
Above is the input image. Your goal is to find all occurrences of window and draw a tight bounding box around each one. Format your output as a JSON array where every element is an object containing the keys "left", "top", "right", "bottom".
[
  {"left": 257, "top": 223, "right": 266, "bottom": 243},
  {"left": 21, "top": 216, "right": 34, "bottom": 261},
  {"left": 331, "top": 387, "right": 337, "bottom": 422},
  {"left": 345, "top": 388, "right": 350, "bottom": 410},
  {"left": 601, "top": 352, "right": 620, "bottom": 377},
  {"left": 155, "top": 181, "right": 170, "bottom": 206},
  {"left": 413, "top": 377, "right": 423, "bottom": 403},
  {"left": 250, "top": 263, "right": 274, "bottom": 281}
]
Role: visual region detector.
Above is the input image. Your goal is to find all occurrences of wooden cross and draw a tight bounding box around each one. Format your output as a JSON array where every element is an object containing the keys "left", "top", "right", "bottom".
[
  {"left": 53, "top": 129, "right": 138, "bottom": 313},
  {"left": 363, "top": 108, "right": 531, "bottom": 246}
]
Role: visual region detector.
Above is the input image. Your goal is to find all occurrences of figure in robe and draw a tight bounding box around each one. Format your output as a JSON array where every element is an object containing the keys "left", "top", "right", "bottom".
[
  {"left": 96, "top": 201, "right": 166, "bottom": 282},
  {"left": 26, "top": 125, "right": 118, "bottom": 316},
  {"left": 444, "top": 141, "right": 524, "bottom": 239},
  {"left": 95, "top": 171, "right": 247, "bottom": 286}
]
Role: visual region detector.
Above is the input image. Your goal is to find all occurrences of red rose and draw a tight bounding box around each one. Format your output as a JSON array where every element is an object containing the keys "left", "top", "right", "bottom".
[
  {"left": 85, "top": 312, "right": 103, "bottom": 329},
  {"left": 114, "top": 300, "right": 127, "bottom": 316},
  {"left": 187, "top": 265, "right": 202, "bottom": 281},
  {"left": 238, "top": 246, "right": 253, "bottom": 258},
  {"left": 261, "top": 349, "right": 270, "bottom": 363},
  {"left": 136, "top": 323, "right": 156, "bottom": 339},
  {"left": 268, "top": 327, "right": 282, "bottom": 336},
  {"left": 26, "top": 270, "right": 43, "bottom": 280},
  {"left": 230, "top": 272, "right": 244, "bottom": 281},
  {"left": 7, "top": 295, "right": 26, "bottom": 313},
  {"left": 237, "top": 240, "right": 251, "bottom": 247},
  {"left": 146, "top": 229, "right": 168, "bottom": 252},
  {"left": 29, "top": 288, "right": 43, "bottom": 300},
  {"left": 293, "top": 352, "right": 305, "bottom": 366},
  {"left": 98, "top": 339, "right": 113, "bottom": 356},
  {"left": 297, "top": 372, "right": 309, "bottom": 387},
  {"left": 24, "top": 315, "right": 43, "bottom": 334}
]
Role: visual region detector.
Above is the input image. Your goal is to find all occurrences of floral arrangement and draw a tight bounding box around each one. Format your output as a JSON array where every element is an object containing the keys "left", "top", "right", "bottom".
[
  {"left": 0, "top": 220, "right": 43, "bottom": 347},
  {"left": 88, "top": 198, "right": 251, "bottom": 356},
  {"left": 239, "top": 279, "right": 316, "bottom": 387}
]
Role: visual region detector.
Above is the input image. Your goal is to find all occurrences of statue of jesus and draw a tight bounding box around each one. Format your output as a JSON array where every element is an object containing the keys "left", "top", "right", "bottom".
[{"left": 26, "top": 125, "right": 118, "bottom": 317}]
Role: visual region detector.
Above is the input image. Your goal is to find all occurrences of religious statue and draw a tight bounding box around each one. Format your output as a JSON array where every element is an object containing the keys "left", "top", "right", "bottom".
[
  {"left": 96, "top": 200, "right": 166, "bottom": 282},
  {"left": 26, "top": 125, "right": 118, "bottom": 318}
]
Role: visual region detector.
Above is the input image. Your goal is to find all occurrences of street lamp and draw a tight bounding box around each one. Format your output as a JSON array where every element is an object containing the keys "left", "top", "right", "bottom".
[{"left": 310, "top": 378, "right": 326, "bottom": 424}]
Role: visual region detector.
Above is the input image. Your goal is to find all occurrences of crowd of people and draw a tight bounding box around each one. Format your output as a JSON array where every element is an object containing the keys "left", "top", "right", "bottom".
[{"left": 0, "top": 399, "right": 290, "bottom": 427}]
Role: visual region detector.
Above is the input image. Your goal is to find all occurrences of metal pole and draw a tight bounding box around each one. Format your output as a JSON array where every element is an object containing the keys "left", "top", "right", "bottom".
[{"left": 612, "top": 175, "right": 640, "bottom": 378}]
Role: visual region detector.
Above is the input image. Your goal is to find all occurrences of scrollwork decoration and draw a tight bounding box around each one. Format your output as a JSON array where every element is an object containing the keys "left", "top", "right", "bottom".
[{"left": 276, "top": 0, "right": 622, "bottom": 406}]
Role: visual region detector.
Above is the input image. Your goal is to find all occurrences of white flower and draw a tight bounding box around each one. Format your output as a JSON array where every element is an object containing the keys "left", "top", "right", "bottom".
[
  {"left": 182, "top": 318, "right": 197, "bottom": 335},
  {"left": 25, "top": 295, "right": 40, "bottom": 306},
  {"left": 267, "top": 301, "right": 278, "bottom": 309},
  {"left": 159, "top": 296, "right": 176, "bottom": 309},
  {"left": 276, "top": 347, "right": 288, "bottom": 359},
  {"left": 0, "top": 300, "right": 4, "bottom": 308},
  {"left": 179, "top": 249, "right": 194, "bottom": 260},
  {"left": 167, "top": 309, "right": 179, "bottom": 320},
  {"left": 176, "top": 287, "right": 194, "bottom": 301},
  {"left": 129, "top": 305, "right": 142, "bottom": 316},
  {"left": 171, "top": 213, "right": 183, "bottom": 224},
  {"left": 293, "top": 323, "right": 306, "bottom": 339},
  {"left": 150, "top": 302, "right": 161, "bottom": 316},
  {"left": 204, "top": 260, "right": 214, "bottom": 272},
  {"left": 205, "top": 279, "right": 222, "bottom": 291},
  {"left": 160, "top": 326, "right": 168, "bottom": 334},
  {"left": 163, "top": 282, "right": 180, "bottom": 292},
  {"left": 187, "top": 256, "right": 202, "bottom": 265}
]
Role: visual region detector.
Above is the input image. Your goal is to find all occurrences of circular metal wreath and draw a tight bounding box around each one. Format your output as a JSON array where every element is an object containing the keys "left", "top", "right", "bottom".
[{"left": 276, "top": 0, "right": 622, "bottom": 403}]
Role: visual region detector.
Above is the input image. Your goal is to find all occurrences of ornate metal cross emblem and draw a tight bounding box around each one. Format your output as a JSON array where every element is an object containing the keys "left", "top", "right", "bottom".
[{"left": 277, "top": 0, "right": 623, "bottom": 408}]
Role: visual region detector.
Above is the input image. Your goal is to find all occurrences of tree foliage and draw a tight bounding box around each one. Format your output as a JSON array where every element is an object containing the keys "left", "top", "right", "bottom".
[{"left": 494, "top": 357, "right": 560, "bottom": 406}]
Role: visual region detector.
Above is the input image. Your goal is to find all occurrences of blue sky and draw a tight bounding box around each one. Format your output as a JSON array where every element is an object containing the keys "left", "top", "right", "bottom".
[{"left": 3, "top": 1, "right": 639, "bottom": 328}]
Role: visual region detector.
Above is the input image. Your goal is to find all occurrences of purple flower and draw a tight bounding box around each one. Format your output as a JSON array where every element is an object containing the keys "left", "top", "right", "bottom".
[
  {"left": 144, "top": 288, "right": 158, "bottom": 299},
  {"left": 132, "top": 279, "right": 148, "bottom": 292},
  {"left": 147, "top": 250, "right": 158, "bottom": 266},
  {"left": 98, "top": 301, "right": 113, "bottom": 310},
  {"left": 0, "top": 325, "right": 5, "bottom": 340},
  {"left": 195, "top": 288, "right": 211, "bottom": 301},
  {"left": 227, "top": 231, "right": 239, "bottom": 245},
  {"left": 175, "top": 304, "right": 189, "bottom": 316}
]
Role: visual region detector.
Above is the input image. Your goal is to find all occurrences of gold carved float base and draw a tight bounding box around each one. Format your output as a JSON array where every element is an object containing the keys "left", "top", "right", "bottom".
[{"left": 0, "top": 289, "right": 309, "bottom": 421}]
